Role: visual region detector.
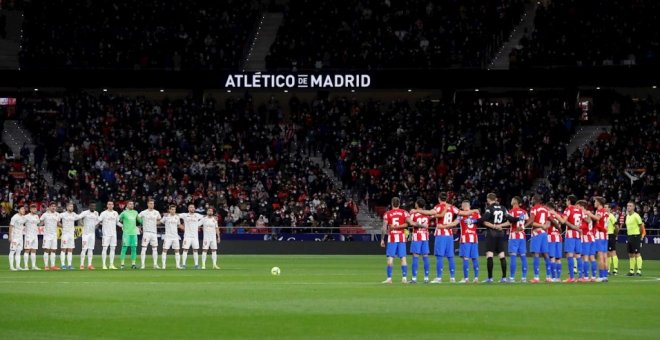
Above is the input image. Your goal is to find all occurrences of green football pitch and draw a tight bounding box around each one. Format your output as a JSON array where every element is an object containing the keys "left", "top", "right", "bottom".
[{"left": 1, "top": 255, "right": 659, "bottom": 339}]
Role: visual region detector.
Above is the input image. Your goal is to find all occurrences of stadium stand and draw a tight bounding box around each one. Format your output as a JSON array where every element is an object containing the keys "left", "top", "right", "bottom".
[
  {"left": 19, "top": 0, "right": 261, "bottom": 70},
  {"left": 19, "top": 92, "right": 358, "bottom": 232},
  {"left": 313, "top": 95, "right": 577, "bottom": 215},
  {"left": 266, "top": 0, "right": 525, "bottom": 70},
  {"left": 7, "top": 91, "right": 658, "bottom": 235},
  {"left": 542, "top": 97, "right": 659, "bottom": 231},
  {"left": 510, "top": 0, "right": 660, "bottom": 68}
]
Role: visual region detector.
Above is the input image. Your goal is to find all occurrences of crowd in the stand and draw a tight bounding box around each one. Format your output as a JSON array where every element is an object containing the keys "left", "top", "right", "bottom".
[
  {"left": 17, "top": 92, "right": 357, "bottom": 233},
  {"left": 267, "top": 0, "right": 525, "bottom": 70},
  {"left": 3, "top": 92, "right": 658, "bottom": 235},
  {"left": 510, "top": 0, "right": 660, "bottom": 68},
  {"left": 542, "top": 98, "right": 659, "bottom": 231},
  {"left": 19, "top": 0, "right": 261, "bottom": 70},
  {"left": 314, "top": 96, "right": 576, "bottom": 213}
]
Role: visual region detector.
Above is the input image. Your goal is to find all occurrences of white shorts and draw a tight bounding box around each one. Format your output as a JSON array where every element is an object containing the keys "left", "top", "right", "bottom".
[
  {"left": 182, "top": 237, "right": 199, "bottom": 250},
  {"left": 102, "top": 234, "right": 117, "bottom": 247},
  {"left": 202, "top": 238, "right": 218, "bottom": 250},
  {"left": 82, "top": 234, "right": 96, "bottom": 250},
  {"left": 163, "top": 238, "right": 180, "bottom": 250},
  {"left": 61, "top": 234, "right": 75, "bottom": 249},
  {"left": 24, "top": 236, "right": 39, "bottom": 250},
  {"left": 42, "top": 237, "right": 58, "bottom": 250},
  {"left": 141, "top": 233, "right": 159, "bottom": 247},
  {"left": 10, "top": 237, "right": 23, "bottom": 251}
]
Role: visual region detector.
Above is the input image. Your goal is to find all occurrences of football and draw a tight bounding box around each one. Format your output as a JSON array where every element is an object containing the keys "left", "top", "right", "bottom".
[{"left": 271, "top": 267, "right": 281, "bottom": 276}]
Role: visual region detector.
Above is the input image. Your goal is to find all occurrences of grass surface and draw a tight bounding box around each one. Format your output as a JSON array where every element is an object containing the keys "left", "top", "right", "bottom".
[{"left": 0, "top": 255, "right": 659, "bottom": 339}]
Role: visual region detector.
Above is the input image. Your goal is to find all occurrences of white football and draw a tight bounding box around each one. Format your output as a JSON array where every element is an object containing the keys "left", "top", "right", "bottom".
[{"left": 271, "top": 266, "right": 281, "bottom": 275}]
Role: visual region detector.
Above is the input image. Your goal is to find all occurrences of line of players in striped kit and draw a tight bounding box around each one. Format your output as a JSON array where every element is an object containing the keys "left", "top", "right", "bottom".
[
  {"left": 7, "top": 200, "right": 221, "bottom": 271},
  {"left": 380, "top": 192, "right": 624, "bottom": 284}
]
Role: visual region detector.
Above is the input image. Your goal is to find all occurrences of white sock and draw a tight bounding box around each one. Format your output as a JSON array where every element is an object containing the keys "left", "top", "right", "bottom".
[
  {"left": 44, "top": 252, "right": 50, "bottom": 267},
  {"left": 87, "top": 250, "right": 93, "bottom": 266},
  {"left": 24, "top": 253, "right": 29, "bottom": 268},
  {"left": 193, "top": 252, "right": 199, "bottom": 266},
  {"left": 212, "top": 252, "right": 217, "bottom": 267},
  {"left": 109, "top": 247, "right": 115, "bottom": 266},
  {"left": 175, "top": 253, "right": 180, "bottom": 268},
  {"left": 80, "top": 250, "right": 86, "bottom": 267},
  {"left": 152, "top": 249, "right": 158, "bottom": 266},
  {"left": 50, "top": 252, "right": 56, "bottom": 267},
  {"left": 9, "top": 250, "right": 15, "bottom": 269},
  {"left": 67, "top": 252, "right": 73, "bottom": 266},
  {"left": 141, "top": 248, "right": 147, "bottom": 267},
  {"left": 102, "top": 247, "right": 107, "bottom": 266},
  {"left": 60, "top": 251, "right": 66, "bottom": 266},
  {"left": 182, "top": 252, "right": 187, "bottom": 266},
  {"left": 31, "top": 253, "right": 37, "bottom": 268},
  {"left": 162, "top": 253, "right": 167, "bottom": 268},
  {"left": 202, "top": 252, "right": 207, "bottom": 267}
]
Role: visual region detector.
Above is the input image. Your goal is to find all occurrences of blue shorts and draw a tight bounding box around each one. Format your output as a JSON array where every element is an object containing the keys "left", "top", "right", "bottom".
[
  {"left": 410, "top": 240, "right": 430, "bottom": 255},
  {"left": 434, "top": 236, "right": 454, "bottom": 257},
  {"left": 530, "top": 234, "right": 548, "bottom": 254},
  {"left": 581, "top": 241, "right": 595, "bottom": 256},
  {"left": 548, "top": 241, "right": 563, "bottom": 258},
  {"left": 508, "top": 239, "right": 527, "bottom": 255},
  {"left": 385, "top": 242, "right": 406, "bottom": 258},
  {"left": 564, "top": 238, "right": 581, "bottom": 254},
  {"left": 386, "top": 242, "right": 407, "bottom": 258},
  {"left": 596, "top": 239, "right": 608, "bottom": 253},
  {"left": 459, "top": 243, "right": 479, "bottom": 259}
]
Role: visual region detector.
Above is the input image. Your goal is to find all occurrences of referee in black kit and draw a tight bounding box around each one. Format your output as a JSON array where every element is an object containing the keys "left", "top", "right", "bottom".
[{"left": 477, "top": 193, "right": 521, "bottom": 283}]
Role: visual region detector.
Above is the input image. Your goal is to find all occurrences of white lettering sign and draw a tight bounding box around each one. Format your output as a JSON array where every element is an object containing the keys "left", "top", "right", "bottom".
[{"left": 224, "top": 73, "right": 371, "bottom": 89}]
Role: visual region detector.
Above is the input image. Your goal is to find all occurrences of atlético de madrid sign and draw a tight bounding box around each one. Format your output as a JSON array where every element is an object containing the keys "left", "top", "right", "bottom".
[{"left": 224, "top": 73, "right": 371, "bottom": 89}]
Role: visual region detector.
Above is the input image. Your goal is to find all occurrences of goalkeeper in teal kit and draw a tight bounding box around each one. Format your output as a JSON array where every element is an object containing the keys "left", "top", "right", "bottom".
[{"left": 118, "top": 201, "right": 140, "bottom": 269}]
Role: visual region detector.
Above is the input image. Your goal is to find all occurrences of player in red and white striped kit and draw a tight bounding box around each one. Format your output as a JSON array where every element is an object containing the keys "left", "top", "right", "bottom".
[
  {"left": 546, "top": 202, "right": 563, "bottom": 282},
  {"left": 576, "top": 200, "right": 596, "bottom": 282},
  {"left": 409, "top": 198, "right": 431, "bottom": 284},
  {"left": 507, "top": 196, "right": 528, "bottom": 282},
  {"left": 380, "top": 197, "right": 411, "bottom": 284},
  {"left": 582, "top": 197, "right": 609, "bottom": 282},
  {"left": 458, "top": 201, "right": 480, "bottom": 283}
]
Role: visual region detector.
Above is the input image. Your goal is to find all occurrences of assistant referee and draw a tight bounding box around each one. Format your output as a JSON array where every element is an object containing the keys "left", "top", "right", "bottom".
[{"left": 624, "top": 202, "right": 645, "bottom": 276}]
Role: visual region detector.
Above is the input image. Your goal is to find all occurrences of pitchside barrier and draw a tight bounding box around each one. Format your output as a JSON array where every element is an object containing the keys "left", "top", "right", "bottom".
[{"left": 1, "top": 226, "right": 659, "bottom": 258}]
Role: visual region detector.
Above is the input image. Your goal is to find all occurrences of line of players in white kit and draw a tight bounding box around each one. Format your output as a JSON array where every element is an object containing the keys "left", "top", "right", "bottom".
[{"left": 7, "top": 200, "right": 221, "bottom": 271}]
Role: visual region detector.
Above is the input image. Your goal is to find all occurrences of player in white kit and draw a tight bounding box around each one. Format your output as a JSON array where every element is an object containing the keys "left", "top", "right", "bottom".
[
  {"left": 179, "top": 204, "right": 203, "bottom": 269},
  {"left": 59, "top": 203, "right": 82, "bottom": 270},
  {"left": 201, "top": 207, "right": 221, "bottom": 270},
  {"left": 23, "top": 204, "right": 42, "bottom": 270},
  {"left": 79, "top": 203, "right": 99, "bottom": 270},
  {"left": 161, "top": 205, "right": 182, "bottom": 269},
  {"left": 138, "top": 199, "right": 161, "bottom": 269},
  {"left": 97, "top": 201, "right": 119, "bottom": 269},
  {"left": 40, "top": 202, "right": 61, "bottom": 270},
  {"left": 8, "top": 206, "right": 27, "bottom": 271}
]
